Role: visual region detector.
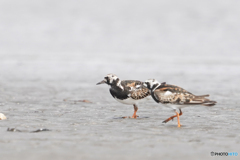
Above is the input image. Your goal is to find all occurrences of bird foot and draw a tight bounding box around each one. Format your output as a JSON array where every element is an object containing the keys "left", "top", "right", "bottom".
[
  {"left": 162, "top": 117, "right": 175, "bottom": 123},
  {"left": 121, "top": 115, "right": 139, "bottom": 119},
  {"left": 131, "top": 115, "right": 139, "bottom": 119}
]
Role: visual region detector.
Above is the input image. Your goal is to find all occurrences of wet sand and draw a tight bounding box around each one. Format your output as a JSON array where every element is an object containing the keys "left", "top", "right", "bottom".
[
  {"left": 0, "top": 54, "right": 240, "bottom": 160},
  {"left": 1, "top": 1, "right": 240, "bottom": 160}
]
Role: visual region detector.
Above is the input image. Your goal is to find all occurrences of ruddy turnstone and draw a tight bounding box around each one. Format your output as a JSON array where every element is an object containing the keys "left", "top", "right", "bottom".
[
  {"left": 96, "top": 74, "right": 150, "bottom": 118},
  {"left": 144, "top": 79, "right": 216, "bottom": 127}
]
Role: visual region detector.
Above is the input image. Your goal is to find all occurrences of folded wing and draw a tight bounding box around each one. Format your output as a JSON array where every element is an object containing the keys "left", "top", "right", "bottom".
[
  {"left": 152, "top": 84, "right": 216, "bottom": 106},
  {"left": 123, "top": 80, "right": 150, "bottom": 100}
]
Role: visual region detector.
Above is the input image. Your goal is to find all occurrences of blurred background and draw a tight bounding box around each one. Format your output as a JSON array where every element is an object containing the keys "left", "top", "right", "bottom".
[
  {"left": 0, "top": 0, "right": 240, "bottom": 160},
  {"left": 1, "top": 0, "right": 240, "bottom": 81}
]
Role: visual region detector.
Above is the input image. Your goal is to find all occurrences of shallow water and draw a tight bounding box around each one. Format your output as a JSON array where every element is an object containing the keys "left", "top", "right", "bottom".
[{"left": 1, "top": 0, "right": 240, "bottom": 160}]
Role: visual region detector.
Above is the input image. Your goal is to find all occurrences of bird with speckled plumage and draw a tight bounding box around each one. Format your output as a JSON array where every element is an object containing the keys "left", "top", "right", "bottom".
[
  {"left": 144, "top": 79, "right": 216, "bottom": 127},
  {"left": 97, "top": 74, "right": 150, "bottom": 118}
]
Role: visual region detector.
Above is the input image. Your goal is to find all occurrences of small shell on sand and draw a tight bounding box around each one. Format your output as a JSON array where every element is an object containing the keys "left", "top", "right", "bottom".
[{"left": 0, "top": 113, "right": 7, "bottom": 120}]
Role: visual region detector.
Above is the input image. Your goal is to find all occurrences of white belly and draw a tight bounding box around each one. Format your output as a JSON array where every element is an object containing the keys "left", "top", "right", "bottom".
[
  {"left": 114, "top": 97, "right": 146, "bottom": 105},
  {"left": 162, "top": 104, "right": 189, "bottom": 110}
]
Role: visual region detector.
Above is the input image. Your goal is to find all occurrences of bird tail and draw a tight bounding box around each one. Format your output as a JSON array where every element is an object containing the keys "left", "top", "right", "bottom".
[
  {"left": 202, "top": 100, "right": 217, "bottom": 106},
  {"left": 193, "top": 95, "right": 217, "bottom": 106}
]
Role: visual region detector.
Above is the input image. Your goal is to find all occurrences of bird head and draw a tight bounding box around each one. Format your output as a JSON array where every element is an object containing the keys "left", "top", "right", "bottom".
[
  {"left": 96, "top": 74, "right": 119, "bottom": 86},
  {"left": 144, "top": 79, "right": 162, "bottom": 91}
]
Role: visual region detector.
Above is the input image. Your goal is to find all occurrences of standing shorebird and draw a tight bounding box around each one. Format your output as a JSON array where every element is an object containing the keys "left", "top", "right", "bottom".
[
  {"left": 144, "top": 79, "right": 216, "bottom": 127},
  {"left": 97, "top": 74, "right": 150, "bottom": 118}
]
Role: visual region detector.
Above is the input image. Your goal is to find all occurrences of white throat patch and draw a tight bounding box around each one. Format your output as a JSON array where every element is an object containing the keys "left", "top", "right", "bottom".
[
  {"left": 152, "top": 83, "right": 161, "bottom": 92},
  {"left": 116, "top": 80, "right": 124, "bottom": 90}
]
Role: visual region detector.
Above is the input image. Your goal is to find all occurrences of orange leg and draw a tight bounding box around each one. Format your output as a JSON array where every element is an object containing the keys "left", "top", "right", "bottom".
[
  {"left": 162, "top": 109, "right": 182, "bottom": 123},
  {"left": 176, "top": 110, "right": 181, "bottom": 127},
  {"left": 131, "top": 104, "right": 138, "bottom": 119}
]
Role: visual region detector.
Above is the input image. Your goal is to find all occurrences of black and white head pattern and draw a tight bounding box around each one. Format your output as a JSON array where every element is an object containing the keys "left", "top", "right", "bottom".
[
  {"left": 144, "top": 79, "right": 161, "bottom": 91},
  {"left": 104, "top": 74, "right": 120, "bottom": 86}
]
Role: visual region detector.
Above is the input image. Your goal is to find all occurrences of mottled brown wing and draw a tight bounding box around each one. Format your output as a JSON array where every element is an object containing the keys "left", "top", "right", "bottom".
[
  {"left": 153, "top": 84, "right": 216, "bottom": 106},
  {"left": 153, "top": 89, "right": 193, "bottom": 104},
  {"left": 156, "top": 84, "right": 192, "bottom": 95},
  {"left": 131, "top": 87, "right": 150, "bottom": 100},
  {"left": 122, "top": 80, "right": 150, "bottom": 100},
  {"left": 123, "top": 80, "right": 142, "bottom": 88}
]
